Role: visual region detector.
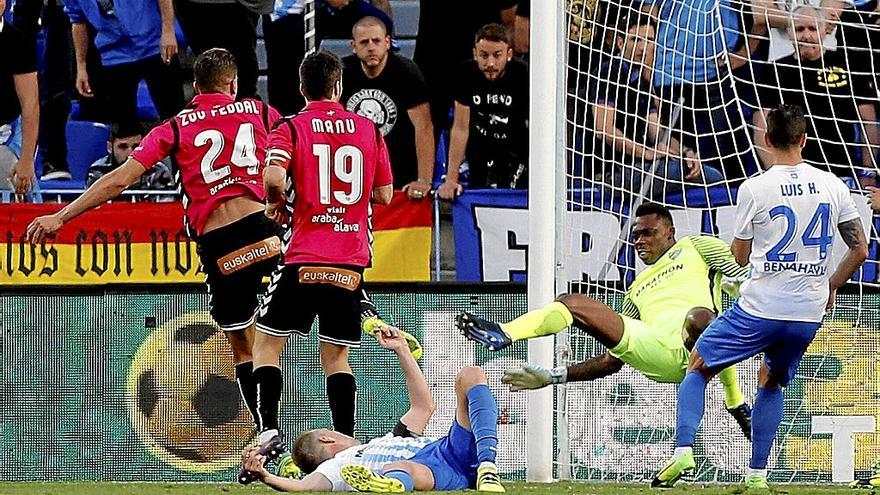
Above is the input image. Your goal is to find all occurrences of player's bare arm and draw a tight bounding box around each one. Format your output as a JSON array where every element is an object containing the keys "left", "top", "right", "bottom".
[
  {"left": 26, "top": 158, "right": 147, "bottom": 244},
  {"left": 731, "top": 238, "right": 752, "bottom": 267},
  {"left": 567, "top": 353, "right": 625, "bottom": 382},
  {"left": 372, "top": 184, "right": 394, "bottom": 205},
  {"left": 377, "top": 326, "right": 435, "bottom": 434},
  {"left": 244, "top": 451, "right": 332, "bottom": 492},
  {"left": 502, "top": 352, "right": 625, "bottom": 392},
  {"left": 828, "top": 218, "right": 869, "bottom": 309},
  {"left": 263, "top": 164, "right": 289, "bottom": 224}
]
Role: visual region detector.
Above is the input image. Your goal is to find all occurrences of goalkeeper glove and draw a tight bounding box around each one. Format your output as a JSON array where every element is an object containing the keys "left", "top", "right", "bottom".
[
  {"left": 502, "top": 364, "right": 567, "bottom": 392},
  {"left": 721, "top": 274, "right": 746, "bottom": 299}
]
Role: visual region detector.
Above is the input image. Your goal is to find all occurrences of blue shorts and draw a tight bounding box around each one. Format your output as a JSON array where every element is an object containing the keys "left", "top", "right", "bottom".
[
  {"left": 696, "top": 302, "right": 820, "bottom": 386},
  {"left": 409, "top": 421, "right": 477, "bottom": 490}
]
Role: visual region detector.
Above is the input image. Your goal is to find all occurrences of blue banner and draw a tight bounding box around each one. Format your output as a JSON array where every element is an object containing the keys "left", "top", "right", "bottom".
[
  {"left": 452, "top": 190, "right": 529, "bottom": 282},
  {"left": 451, "top": 188, "right": 880, "bottom": 284}
]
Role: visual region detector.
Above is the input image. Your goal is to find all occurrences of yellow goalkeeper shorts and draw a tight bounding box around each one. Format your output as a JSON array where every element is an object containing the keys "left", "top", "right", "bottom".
[{"left": 609, "top": 315, "right": 689, "bottom": 383}]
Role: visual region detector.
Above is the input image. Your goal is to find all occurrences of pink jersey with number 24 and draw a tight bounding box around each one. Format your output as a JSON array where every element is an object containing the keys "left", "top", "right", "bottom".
[{"left": 132, "top": 93, "right": 281, "bottom": 236}]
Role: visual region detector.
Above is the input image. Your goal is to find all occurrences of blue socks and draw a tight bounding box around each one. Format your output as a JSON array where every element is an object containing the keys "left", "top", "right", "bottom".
[
  {"left": 383, "top": 469, "right": 415, "bottom": 491},
  {"left": 751, "top": 386, "right": 783, "bottom": 469},
  {"left": 676, "top": 371, "right": 709, "bottom": 447},
  {"left": 467, "top": 384, "right": 499, "bottom": 464}
]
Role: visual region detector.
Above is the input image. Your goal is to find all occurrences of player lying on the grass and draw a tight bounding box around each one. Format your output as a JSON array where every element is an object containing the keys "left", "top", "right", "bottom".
[
  {"left": 459, "top": 202, "right": 752, "bottom": 436},
  {"left": 653, "top": 105, "right": 869, "bottom": 490},
  {"left": 242, "top": 325, "right": 505, "bottom": 493}
]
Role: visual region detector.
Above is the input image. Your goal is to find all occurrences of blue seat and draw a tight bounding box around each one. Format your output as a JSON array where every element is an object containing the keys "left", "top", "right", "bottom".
[
  {"left": 137, "top": 80, "right": 160, "bottom": 121},
  {"left": 390, "top": 0, "right": 419, "bottom": 38},
  {"left": 397, "top": 39, "right": 415, "bottom": 59},
  {"left": 319, "top": 39, "right": 352, "bottom": 58},
  {"left": 40, "top": 121, "right": 110, "bottom": 190}
]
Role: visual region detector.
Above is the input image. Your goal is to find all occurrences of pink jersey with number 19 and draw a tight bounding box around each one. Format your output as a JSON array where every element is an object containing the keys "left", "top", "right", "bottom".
[
  {"left": 265, "top": 100, "right": 393, "bottom": 268},
  {"left": 132, "top": 93, "right": 282, "bottom": 236}
]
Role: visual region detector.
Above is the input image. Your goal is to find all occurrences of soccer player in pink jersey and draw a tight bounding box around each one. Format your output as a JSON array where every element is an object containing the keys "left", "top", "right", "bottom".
[
  {"left": 26, "top": 49, "right": 284, "bottom": 458},
  {"left": 241, "top": 51, "right": 394, "bottom": 480}
]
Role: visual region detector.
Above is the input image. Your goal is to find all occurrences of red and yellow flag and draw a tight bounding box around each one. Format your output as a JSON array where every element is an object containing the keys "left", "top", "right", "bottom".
[
  {"left": 1, "top": 194, "right": 431, "bottom": 285},
  {"left": 367, "top": 191, "right": 432, "bottom": 281}
]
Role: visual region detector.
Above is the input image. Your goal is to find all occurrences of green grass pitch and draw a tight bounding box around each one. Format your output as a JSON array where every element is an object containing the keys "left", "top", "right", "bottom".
[{"left": 0, "top": 482, "right": 865, "bottom": 495}]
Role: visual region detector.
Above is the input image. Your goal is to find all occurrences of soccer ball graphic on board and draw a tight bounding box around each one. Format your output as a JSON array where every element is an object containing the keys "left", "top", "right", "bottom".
[{"left": 127, "top": 312, "right": 254, "bottom": 472}]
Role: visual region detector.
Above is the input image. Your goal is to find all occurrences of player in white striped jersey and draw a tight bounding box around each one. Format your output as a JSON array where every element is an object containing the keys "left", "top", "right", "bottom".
[{"left": 242, "top": 326, "right": 505, "bottom": 492}]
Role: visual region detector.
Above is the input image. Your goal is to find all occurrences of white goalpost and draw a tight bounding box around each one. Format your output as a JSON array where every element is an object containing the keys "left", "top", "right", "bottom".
[
  {"left": 531, "top": 0, "right": 880, "bottom": 484},
  {"left": 526, "top": 0, "right": 566, "bottom": 483}
]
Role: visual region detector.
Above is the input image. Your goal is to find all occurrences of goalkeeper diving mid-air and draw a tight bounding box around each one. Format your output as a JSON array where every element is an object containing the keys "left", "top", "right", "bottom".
[{"left": 458, "top": 202, "right": 752, "bottom": 438}]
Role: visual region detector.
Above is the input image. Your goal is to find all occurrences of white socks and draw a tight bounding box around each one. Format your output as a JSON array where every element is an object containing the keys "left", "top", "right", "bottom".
[
  {"left": 673, "top": 446, "right": 693, "bottom": 459},
  {"left": 747, "top": 467, "right": 768, "bottom": 478}
]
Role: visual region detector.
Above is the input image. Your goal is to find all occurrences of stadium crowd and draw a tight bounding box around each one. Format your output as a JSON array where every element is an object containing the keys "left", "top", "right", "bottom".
[
  {"left": 2, "top": 0, "right": 880, "bottom": 203},
  {"left": 0, "top": 0, "right": 530, "bottom": 201}
]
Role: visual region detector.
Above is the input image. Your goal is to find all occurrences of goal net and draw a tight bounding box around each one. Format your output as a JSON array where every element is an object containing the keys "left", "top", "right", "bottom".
[{"left": 544, "top": 0, "right": 880, "bottom": 483}]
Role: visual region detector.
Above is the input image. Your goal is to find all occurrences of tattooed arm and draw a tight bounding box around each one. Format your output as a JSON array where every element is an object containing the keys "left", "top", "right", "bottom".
[
  {"left": 827, "top": 218, "right": 869, "bottom": 310},
  {"left": 830, "top": 218, "right": 869, "bottom": 290}
]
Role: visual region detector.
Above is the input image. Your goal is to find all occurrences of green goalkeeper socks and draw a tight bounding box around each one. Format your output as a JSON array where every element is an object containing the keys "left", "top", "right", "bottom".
[
  {"left": 718, "top": 366, "right": 745, "bottom": 409},
  {"left": 501, "top": 301, "right": 574, "bottom": 342}
]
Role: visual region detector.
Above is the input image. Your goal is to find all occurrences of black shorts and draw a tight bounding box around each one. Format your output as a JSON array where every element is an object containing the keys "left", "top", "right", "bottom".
[
  {"left": 197, "top": 212, "right": 283, "bottom": 331},
  {"left": 255, "top": 264, "right": 367, "bottom": 347}
]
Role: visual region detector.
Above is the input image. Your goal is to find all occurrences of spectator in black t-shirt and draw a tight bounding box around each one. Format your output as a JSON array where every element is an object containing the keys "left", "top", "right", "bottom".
[
  {"left": 438, "top": 23, "right": 529, "bottom": 199},
  {"left": 341, "top": 16, "right": 435, "bottom": 200},
  {"left": 0, "top": 7, "right": 38, "bottom": 195},
  {"left": 317, "top": 0, "right": 393, "bottom": 41},
  {"left": 414, "top": 0, "right": 517, "bottom": 134},
  {"left": 756, "top": 4, "right": 879, "bottom": 184}
]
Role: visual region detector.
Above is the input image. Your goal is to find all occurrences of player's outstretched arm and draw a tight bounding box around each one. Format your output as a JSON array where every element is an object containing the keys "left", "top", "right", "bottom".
[
  {"left": 731, "top": 238, "right": 752, "bottom": 267},
  {"left": 264, "top": 164, "right": 287, "bottom": 203},
  {"left": 26, "top": 158, "right": 146, "bottom": 244},
  {"left": 377, "top": 326, "right": 434, "bottom": 434},
  {"left": 503, "top": 353, "right": 624, "bottom": 392},
  {"left": 244, "top": 451, "right": 332, "bottom": 492}
]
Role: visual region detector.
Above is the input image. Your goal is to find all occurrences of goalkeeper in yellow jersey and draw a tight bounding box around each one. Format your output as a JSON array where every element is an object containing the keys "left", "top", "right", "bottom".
[{"left": 458, "top": 202, "right": 752, "bottom": 437}]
